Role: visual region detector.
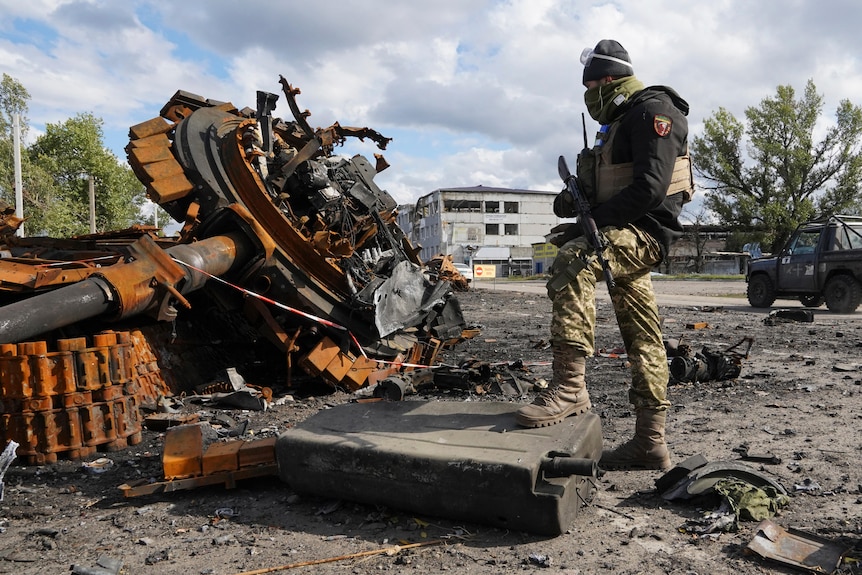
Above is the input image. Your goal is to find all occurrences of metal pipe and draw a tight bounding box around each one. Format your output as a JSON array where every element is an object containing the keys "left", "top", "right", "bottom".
[
  {"left": 0, "top": 277, "right": 115, "bottom": 344},
  {"left": 0, "top": 233, "right": 255, "bottom": 344}
]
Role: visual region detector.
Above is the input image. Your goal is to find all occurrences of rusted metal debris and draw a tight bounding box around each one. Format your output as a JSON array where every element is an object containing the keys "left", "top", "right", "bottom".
[
  {"left": 0, "top": 78, "right": 475, "bottom": 463},
  {"left": 119, "top": 422, "right": 277, "bottom": 498},
  {"left": 0, "top": 201, "right": 24, "bottom": 237},
  {"left": 746, "top": 519, "right": 857, "bottom": 574},
  {"left": 426, "top": 254, "right": 471, "bottom": 291}
]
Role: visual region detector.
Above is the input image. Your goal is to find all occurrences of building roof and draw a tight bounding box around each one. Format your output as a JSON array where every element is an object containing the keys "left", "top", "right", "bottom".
[{"left": 432, "top": 185, "right": 555, "bottom": 196}]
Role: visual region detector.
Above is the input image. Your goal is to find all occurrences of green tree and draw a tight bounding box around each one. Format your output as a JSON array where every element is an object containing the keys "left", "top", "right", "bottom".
[
  {"left": 692, "top": 80, "right": 862, "bottom": 252},
  {"left": 2, "top": 75, "right": 148, "bottom": 236},
  {"left": 0, "top": 74, "right": 30, "bottom": 197},
  {"left": 0, "top": 73, "right": 30, "bottom": 137},
  {"left": 28, "top": 113, "right": 145, "bottom": 236}
]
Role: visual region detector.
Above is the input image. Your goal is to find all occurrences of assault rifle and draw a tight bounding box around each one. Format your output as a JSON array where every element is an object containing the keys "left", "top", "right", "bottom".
[{"left": 557, "top": 155, "right": 615, "bottom": 289}]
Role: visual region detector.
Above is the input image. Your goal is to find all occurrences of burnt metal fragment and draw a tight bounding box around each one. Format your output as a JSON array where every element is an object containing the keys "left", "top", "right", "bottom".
[
  {"left": 746, "top": 519, "right": 856, "bottom": 574},
  {"left": 670, "top": 337, "right": 753, "bottom": 383}
]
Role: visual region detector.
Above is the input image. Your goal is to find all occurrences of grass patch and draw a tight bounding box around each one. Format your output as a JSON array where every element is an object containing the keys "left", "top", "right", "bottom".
[{"left": 652, "top": 273, "right": 745, "bottom": 281}]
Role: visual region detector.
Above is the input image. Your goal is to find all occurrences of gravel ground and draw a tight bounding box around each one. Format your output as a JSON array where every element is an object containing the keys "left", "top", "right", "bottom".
[{"left": 1, "top": 279, "right": 861, "bottom": 575}]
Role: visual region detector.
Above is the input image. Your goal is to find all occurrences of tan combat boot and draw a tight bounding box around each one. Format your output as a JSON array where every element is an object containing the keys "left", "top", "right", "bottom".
[
  {"left": 516, "top": 345, "right": 591, "bottom": 428},
  {"left": 600, "top": 408, "right": 671, "bottom": 470}
]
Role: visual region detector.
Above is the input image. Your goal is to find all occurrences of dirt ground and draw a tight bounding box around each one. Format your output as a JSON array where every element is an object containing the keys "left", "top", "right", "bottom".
[{"left": 1, "top": 278, "right": 861, "bottom": 575}]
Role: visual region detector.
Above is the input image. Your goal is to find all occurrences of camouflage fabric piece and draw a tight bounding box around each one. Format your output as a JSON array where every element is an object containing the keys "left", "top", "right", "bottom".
[{"left": 548, "top": 225, "right": 669, "bottom": 409}]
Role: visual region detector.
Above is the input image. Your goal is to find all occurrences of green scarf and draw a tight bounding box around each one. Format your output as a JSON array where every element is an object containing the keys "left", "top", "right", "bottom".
[{"left": 584, "top": 76, "right": 645, "bottom": 124}]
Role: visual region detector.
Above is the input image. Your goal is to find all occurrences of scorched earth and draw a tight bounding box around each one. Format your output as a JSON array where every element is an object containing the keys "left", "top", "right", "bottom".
[{"left": 1, "top": 279, "right": 860, "bottom": 575}]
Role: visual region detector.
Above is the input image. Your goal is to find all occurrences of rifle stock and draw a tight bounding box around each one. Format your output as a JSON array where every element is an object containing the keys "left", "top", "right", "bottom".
[{"left": 557, "top": 155, "right": 615, "bottom": 289}]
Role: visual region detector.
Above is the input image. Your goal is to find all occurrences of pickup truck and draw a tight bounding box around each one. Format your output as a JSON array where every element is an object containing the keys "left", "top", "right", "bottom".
[{"left": 746, "top": 215, "right": 862, "bottom": 313}]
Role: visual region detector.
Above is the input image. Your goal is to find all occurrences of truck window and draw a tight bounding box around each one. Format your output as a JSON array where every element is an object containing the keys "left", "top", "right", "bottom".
[
  {"left": 788, "top": 230, "right": 821, "bottom": 255},
  {"left": 833, "top": 225, "right": 862, "bottom": 250}
]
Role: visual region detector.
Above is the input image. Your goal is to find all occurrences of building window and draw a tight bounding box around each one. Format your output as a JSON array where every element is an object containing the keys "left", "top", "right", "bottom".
[
  {"left": 444, "top": 199, "right": 481, "bottom": 212},
  {"left": 485, "top": 223, "right": 499, "bottom": 235},
  {"left": 505, "top": 224, "right": 519, "bottom": 235},
  {"left": 504, "top": 201, "right": 519, "bottom": 214},
  {"left": 485, "top": 201, "right": 500, "bottom": 213}
]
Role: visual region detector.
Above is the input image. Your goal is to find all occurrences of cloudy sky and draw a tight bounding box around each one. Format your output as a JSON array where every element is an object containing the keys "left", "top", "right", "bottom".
[{"left": 3, "top": 0, "right": 862, "bottom": 221}]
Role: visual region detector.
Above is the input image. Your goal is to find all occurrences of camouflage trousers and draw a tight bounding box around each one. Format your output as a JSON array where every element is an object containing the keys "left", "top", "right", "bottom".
[{"left": 548, "top": 225, "right": 669, "bottom": 410}]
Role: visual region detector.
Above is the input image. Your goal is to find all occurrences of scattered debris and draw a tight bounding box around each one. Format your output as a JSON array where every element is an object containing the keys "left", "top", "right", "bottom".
[
  {"left": 82, "top": 457, "right": 115, "bottom": 474},
  {"left": 228, "top": 539, "right": 444, "bottom": 575},
  {"left": 660, "top": 456, "right": 787, "bottom": 501},
  {"left": 793, "top": 478, "right": 823, "bottom": 494},
  {"left": 746, "top": 519, "right": 860, "bottom": 574},
  {"left": 70, "top": 555, "right": 124, "bottom": 575},
  {"left": 763, "top": 309, "right": 815, "bottom": 325},
  {"left": 659, "top": 455, "right": 789, "bottom": 533},
  {"left": 833, "top": 363, "right": 860, "bottom": 372},
  {"left": 669, "top": 337, "right": 753, "bottom": 384},
  {"left": 0, "top": 439, "right": 18, "bottom": 501},
  {"left": 527, "top": 553, "right": 552, "bottom": 568},
  {"left": 118, "top": 422, "right": 277, "bottom": 497},
  {"left": 143, "top": 412, "right": 200, "bottom": 431},
  {"left": 426, "top": 254, "right": 471, "bottom": 292},
  {"left": 732, "top": 444, "right": 782, "bottom": 465},
  {"left": 369, "top": 359, "right": 534, "bottom": 400}
]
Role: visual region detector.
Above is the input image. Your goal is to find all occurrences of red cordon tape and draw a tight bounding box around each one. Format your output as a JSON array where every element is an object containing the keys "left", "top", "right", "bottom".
[{"left": 170, "top": 258, "right": 435, "bottom": 370}]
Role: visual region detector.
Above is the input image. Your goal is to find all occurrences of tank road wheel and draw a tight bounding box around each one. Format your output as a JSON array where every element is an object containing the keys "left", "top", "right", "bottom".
[
  {"left": 747, "top": 274, "right": 776, "bottom": 308},
  {"left": 824, "top": 274, "right": 862, "bottom": 313},
  {"left": 799, "top": 294, "right": 825, "bottom": 307}
]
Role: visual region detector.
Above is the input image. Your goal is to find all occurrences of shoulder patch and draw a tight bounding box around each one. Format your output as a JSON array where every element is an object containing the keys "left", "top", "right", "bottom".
[{"left": 654, "top": 114, "right": 672, "bottom": 137}]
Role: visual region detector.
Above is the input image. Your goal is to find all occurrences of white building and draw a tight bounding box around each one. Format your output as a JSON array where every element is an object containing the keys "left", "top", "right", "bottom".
[{"left": 407, "top": 185, "right": 563, "bottom": 275}]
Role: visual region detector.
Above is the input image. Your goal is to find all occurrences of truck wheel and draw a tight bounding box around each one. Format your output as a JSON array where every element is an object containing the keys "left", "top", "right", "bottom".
[
  {"left": 799, "top": 294, "right": 825, "bottom": 307},
  {"left": 747, "top": 274, "right": 776, "bottom": 308},
  {"left": 824, "top": 275, "right": 862, "bottom": 313}
]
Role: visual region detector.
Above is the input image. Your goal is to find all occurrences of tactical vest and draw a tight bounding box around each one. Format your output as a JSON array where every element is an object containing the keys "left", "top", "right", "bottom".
[{"left": 577, "top": 121, "right": 694, "bottom": 208}]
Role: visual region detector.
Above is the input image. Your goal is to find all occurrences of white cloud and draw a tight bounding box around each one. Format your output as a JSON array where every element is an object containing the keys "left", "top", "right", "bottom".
[{"left": 3, "top": 0, "right": 862, "bottom": 208}]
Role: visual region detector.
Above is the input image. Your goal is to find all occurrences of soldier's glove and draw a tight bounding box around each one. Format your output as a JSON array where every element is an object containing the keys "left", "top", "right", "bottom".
[
  {"left": 553, "top": 189, "right": 578, "bottom": 218},
  {"left": 548, "top": 222, "right": 583, "bottom": 247}
]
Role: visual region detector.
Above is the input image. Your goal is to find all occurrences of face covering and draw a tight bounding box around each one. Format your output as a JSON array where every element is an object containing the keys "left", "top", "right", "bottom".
[{"left": 584, "top": 76, "right": 645, "bottom": 124}]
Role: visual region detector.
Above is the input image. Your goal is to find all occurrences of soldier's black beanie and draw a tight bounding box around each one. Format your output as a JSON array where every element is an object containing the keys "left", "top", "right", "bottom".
[{"left": 582, "top": 39, "right": 633, "bottom": 82}]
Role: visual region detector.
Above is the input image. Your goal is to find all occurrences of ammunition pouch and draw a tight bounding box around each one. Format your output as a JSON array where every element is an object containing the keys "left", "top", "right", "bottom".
[
  {"left": 547, "top": 253, "right": 588, "bottom": 297},
  {"left": 575, "top": 149, "right": 598, "bottom": 207},
  {"left": 596, "top": 155, "right": 694, "bottom": 205}
]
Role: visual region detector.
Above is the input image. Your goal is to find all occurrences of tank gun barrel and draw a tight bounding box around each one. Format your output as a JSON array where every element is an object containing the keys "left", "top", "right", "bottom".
[{"left": 0, "top": 232, "right": 253, "bottom": 344}]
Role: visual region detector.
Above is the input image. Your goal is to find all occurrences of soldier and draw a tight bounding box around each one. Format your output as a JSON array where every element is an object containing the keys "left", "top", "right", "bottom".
[{"left": 516, "top": 39, "right": 693, "bottom": 471}]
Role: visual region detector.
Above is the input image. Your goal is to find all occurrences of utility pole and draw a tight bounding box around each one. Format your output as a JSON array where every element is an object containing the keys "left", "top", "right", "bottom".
[
  {"left": 88, "top": 175, "right": 96, "bottom": 234},
  {"left": 13, "top": 113, "right": 23, "bottom": 237}
]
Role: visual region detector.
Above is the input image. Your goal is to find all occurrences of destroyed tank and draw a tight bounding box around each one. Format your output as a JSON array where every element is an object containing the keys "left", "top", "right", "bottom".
[{"left": 0, "top": 78, "right": 469, "bottom": 388}]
